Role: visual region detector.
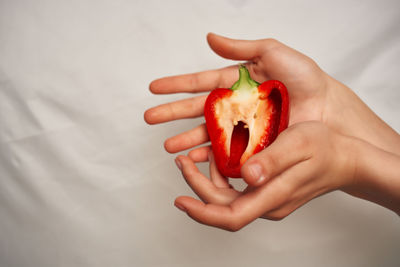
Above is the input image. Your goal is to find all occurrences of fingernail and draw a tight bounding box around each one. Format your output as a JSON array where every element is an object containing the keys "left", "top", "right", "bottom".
[
  {"left": 175, "top": 157, "right": 182, "bottom": 170},
  {"left": 248, "top": 163, "right": 266, "bottom": 185},
  {"left": 174, "top": 202, "right": 187, "bottom": 212},
  {"left": 255, "top": 175, "right": 266, "bottom": 185}
]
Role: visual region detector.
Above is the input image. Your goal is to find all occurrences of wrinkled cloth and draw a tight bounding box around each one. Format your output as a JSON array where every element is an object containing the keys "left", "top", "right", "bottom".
[{"left": 0, "top": 0, "right": 399, "bottom": 266}]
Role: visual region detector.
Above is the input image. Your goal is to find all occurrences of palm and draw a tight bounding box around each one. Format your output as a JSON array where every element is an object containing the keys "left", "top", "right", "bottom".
[{"left": 249, "top": 45, "right": 327, "bottom": 126}]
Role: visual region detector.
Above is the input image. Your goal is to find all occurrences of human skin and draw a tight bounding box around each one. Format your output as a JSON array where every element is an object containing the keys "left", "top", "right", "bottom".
[
  {"left": 144, "top": 33, "right": 400, "bottom": 230},
  {"left": 144, "top": 33, "right": 400, "bottom": 157},
  {"left": 173, "top": 122, "right": 400, "bottom": 231}
]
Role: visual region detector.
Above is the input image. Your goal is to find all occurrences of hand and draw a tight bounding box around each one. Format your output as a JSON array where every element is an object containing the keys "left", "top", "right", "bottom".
[
  {"left": 145, "top": 34, "right": 400, "bottom": 230},
  {"left": 144, "top": 33, "right": 400, "bottom": 159},
  {"left": 174, "top": 122, "right": 357, "bottom": 231}
]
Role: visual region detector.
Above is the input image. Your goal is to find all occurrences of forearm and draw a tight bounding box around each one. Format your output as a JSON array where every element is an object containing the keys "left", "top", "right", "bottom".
[{"left": 348, "top": 138, "right": 400, "bottom": 215}]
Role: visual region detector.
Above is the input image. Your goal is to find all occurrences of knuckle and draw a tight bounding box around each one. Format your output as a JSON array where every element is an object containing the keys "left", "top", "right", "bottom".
[
  {"left": 181, "top": 132, "right": 195, "bottom": 147},
  {"left": 297, "top": 132, "right": 311, "bottom": 150},
  {"left": 166, "top": 102, "right": 177, "bottom": 119},
  {"left": 265, "top": 38, "right": 279, "bottom": 46},
  {"left": 225, "top": 220, "right": 244, "bottom": 232},
  {"left": 263, "top": 155, "right": 277, "bottom": 171},
  {"left": 261, "top": 38, "right": 282, "bottom": 52},
  {"left": 288, "top": 125, "right": 312, "bottom": 150},
  {"left": 206, "top": 189, "right": 233, "bottom": 206},
  {"left": 189, "top": 74, "right": 200, "bottom": 90},
  {"left": 286, "top": 122, "right": 331, "bottom": 152},
  {"left": 264, "top": 209, "right": 289, "bottom": 221},
  {"left": 223, "top": 207, "right": 247, "bottom": 232}
]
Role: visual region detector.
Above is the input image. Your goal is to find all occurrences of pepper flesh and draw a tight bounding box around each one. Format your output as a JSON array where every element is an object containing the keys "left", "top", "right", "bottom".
[{"left": 204, "top": 65, "right": 289, "bottom": 178}]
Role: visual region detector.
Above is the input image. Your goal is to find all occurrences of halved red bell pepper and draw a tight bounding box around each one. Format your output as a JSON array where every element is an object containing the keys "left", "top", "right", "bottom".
[{"left": 204, "top": 65, "right": 289, "bottom": 178}]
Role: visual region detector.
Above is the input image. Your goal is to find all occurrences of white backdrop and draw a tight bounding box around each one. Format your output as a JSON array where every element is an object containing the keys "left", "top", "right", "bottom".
[{"left": 1, "top": 0, "right": 399, "bottom": 266}]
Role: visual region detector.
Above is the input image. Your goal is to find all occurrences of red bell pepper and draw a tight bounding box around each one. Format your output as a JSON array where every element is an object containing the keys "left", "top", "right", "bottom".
[{"left": 204, "top": 65, "right": 289, "bottom": 178}]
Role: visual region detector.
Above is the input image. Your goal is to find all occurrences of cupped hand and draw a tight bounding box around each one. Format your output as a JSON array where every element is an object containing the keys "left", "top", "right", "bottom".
[
  {"left": 145, "top": 33, "right": 400, "bottom": 157},
  {"left": 144, "top": 33, "right": 330, "bottom": 157},
  {"left": 174, "top": 122, "right": 356, "bottom": 231},
  {"left": 145, "top": 34, "right": 400, "bottom": 229}
]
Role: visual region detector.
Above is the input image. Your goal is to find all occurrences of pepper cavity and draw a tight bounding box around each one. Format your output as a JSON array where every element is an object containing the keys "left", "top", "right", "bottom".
[
  {"left": 214, "top": 86, "right": 273, "bottom": 167},
  {"left": 204, "top": 65, "right": 289, "bottom": 178}
]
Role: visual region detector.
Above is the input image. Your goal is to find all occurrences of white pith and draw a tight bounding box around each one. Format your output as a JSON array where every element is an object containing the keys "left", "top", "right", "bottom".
[{"left": 215, "top": 87, "right": 272, "bottom": 164}]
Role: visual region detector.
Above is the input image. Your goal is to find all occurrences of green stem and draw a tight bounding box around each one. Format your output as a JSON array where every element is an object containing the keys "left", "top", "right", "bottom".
[{"left": 230, "top": 65, "right": 260, "bottom": 91}]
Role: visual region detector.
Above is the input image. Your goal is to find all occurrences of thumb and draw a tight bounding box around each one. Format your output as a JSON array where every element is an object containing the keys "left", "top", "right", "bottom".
[
  {"left": 207, "top": 33, "right": 275, "bottom": 61},
  {"left": 241, "top": 127, "right": 311, "bottom": 186}
]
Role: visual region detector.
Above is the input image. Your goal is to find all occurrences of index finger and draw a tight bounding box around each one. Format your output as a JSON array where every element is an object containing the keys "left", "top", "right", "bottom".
[{"left": 149, "top": 65, "right": 239, "bottom": 94}]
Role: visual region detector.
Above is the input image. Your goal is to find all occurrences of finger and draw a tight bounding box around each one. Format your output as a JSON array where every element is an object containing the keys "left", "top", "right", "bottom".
[
  {"left": 241, "top": 125, "right": 312, "bottom": 186},
  {"left": 175, "top": 155, "right": 217, "bottom": 202},
  {"left": 164, "top": 124, "right": 209, "bottom": 153},
  {"left": 149, "top": 65, "right": 239, "bottom": 94},
  {"left": 262, "top": 157, "right": 338, "bottom": 221},
  {"left": 188, "top": 146, "right": 211, "bottom": 162},
  {"left": 175, "top": 156, "right": 239, "bottom": 205},
  {"left": 262, "top": 186, "right": 319, "bottom": 221},
  {"left": 174, "top": 196, "right": 239, "bottom": 231},
  {"left": 258, "top": 160, "right": 317, "bottom": 220},
  {"left": 175, "top": 176, "right": 291, "bottom": 231},
  {"left": 207, "top": 33, "right": 279, "bottom": 61},
  {"left": 208, "top": 151, "right": 231, "bottom": 189},
  {"left": 176, "top": 137, "right": 320, "bottom": 229},
  {"left": 144, "top": 95, "right": 207, "bottom": 125}
]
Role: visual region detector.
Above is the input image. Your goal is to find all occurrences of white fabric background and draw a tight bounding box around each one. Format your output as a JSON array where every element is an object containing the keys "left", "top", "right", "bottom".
[{"left": 1, "top": 0, "right": 399, "bottom": 266}]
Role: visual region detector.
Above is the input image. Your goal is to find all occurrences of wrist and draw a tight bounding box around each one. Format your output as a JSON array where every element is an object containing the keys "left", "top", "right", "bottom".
[
  {"left": 334, "top": 133, "right": 359, "bottom": 190},
  {"left": 344, "top": 138, "right": 400, "bottom": 214}
]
